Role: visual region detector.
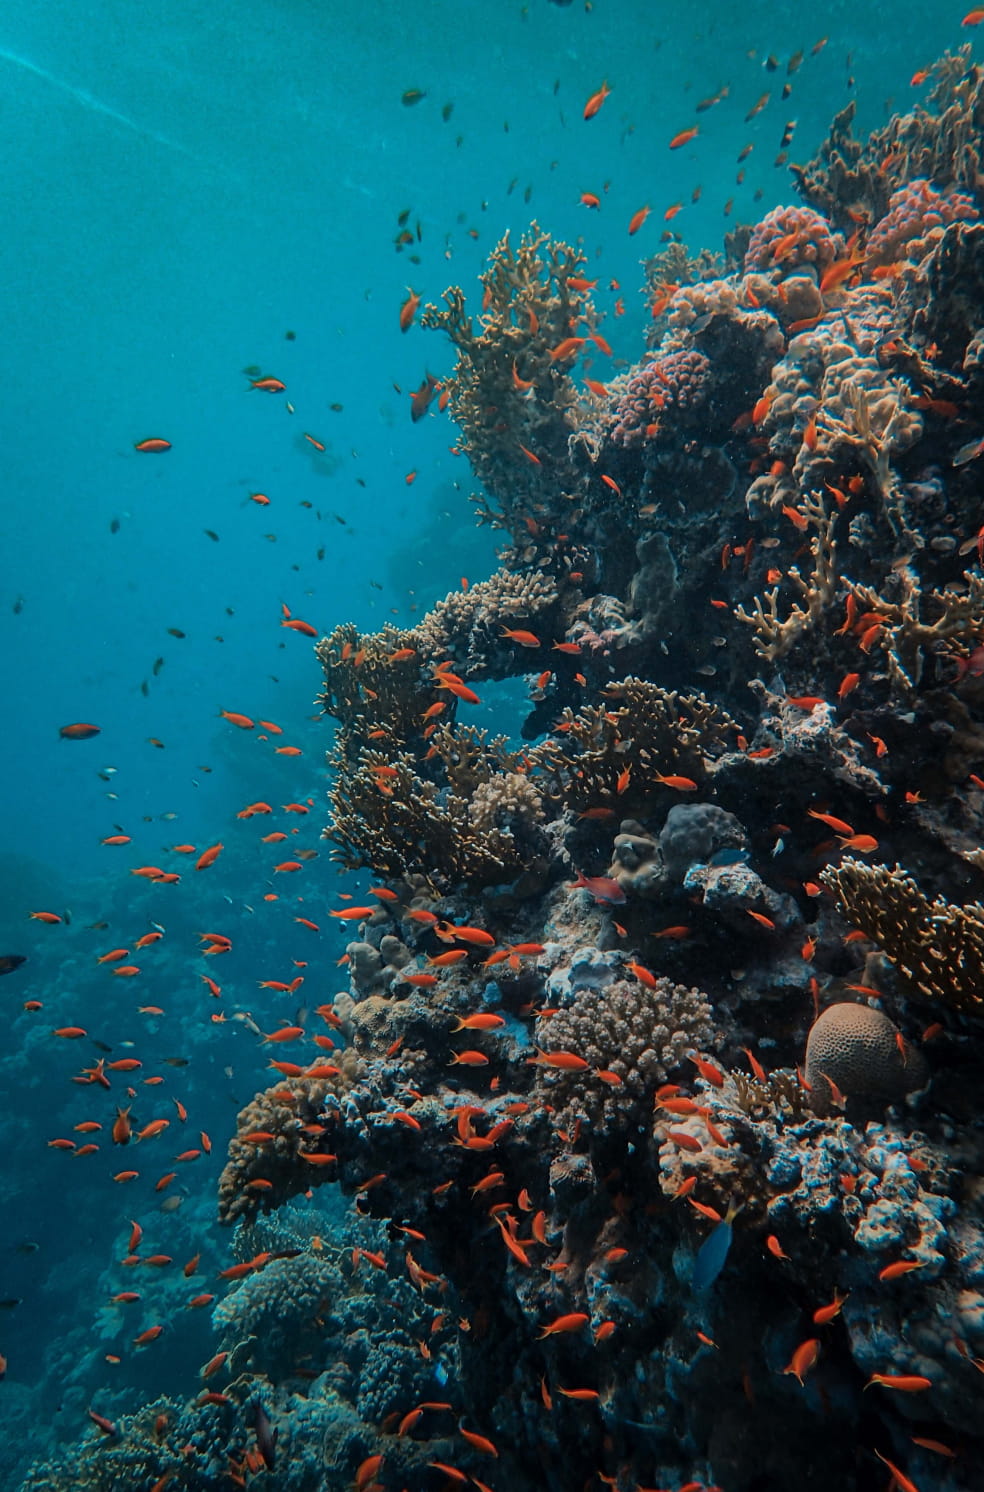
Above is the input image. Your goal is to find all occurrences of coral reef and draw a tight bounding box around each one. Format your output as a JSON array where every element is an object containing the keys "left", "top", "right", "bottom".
[{"left": 28, "top": 48, "right": 984, "bottom": 1492}]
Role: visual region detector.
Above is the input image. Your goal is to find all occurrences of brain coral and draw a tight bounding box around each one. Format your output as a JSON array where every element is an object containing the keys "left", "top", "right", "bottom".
[
  {"left": 743, "top": 204, "right": 841, "bottom": 275},
  {"left": 804, "top": 1002, "right": 928, "bottom": 1114}
]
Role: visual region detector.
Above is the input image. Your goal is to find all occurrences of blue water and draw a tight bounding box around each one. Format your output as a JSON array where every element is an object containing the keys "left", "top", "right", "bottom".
[{"left": 0, "top": 2, "right": 973, "bottom": 1487}]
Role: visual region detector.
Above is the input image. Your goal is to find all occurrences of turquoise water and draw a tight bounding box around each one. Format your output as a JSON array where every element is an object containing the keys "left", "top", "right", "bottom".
[{"left": 2, "top": 4, "right": 979, "bottom": 1489}]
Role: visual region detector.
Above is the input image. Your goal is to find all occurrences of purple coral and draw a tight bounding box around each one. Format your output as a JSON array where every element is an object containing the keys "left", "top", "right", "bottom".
[
  {"left": 867, "top": 179, "right": 979, "bottom": 265},
  {"left": 609, "top": 348, "right": 710, "bottom": 447},
  {"left": 743, "top": 204, "right": 840, "bottom": 275}
]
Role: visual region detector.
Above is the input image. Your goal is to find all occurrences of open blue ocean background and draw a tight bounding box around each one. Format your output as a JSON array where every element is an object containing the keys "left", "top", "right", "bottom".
[{"left": 0, "top": 1, "right": 973, "bottom": 1484}]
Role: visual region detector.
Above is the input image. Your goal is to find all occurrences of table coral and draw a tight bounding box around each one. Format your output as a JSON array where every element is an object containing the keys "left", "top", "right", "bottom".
[{"left": 821, "top": 857, "right": 984, "bottom": 1013}]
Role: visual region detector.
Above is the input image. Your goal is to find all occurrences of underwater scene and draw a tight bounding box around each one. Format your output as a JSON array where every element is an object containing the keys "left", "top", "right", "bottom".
[{"left": 6, "top": 1, "right": 984, "bottom": 1488}]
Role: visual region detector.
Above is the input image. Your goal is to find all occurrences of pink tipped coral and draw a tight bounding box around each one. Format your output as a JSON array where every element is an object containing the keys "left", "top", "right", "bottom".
[
  {"left": 866, "top": 178, "right": 979, "bottom": 265},
  {"left": 609, "top": 348, "right": 710, "bottom": 447},
  {"left": 743, "top": 204, "right": 841, "bottom": 275}
]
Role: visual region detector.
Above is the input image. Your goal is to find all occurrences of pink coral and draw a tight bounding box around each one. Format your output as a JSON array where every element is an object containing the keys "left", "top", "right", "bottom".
[
  {"left": 743, "top": 205, "right": 841, "bottom": 275},
  {"left": 866, "top": 179, "right": 979, "bottom": 265},
  {"left": 609, "top": 348, "right": 710, "bottom": 447}
]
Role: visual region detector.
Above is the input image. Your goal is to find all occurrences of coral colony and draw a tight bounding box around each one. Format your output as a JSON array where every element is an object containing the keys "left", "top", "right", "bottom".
[{"left": 23, "top": 48, "right": 984, "bottom": 1492}]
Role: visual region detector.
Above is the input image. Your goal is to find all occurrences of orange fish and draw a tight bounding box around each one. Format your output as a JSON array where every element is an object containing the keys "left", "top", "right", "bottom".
[
  {"left": 550, "top": 337, "right": 585, "bottom": 361},
  {"left": 878, "top": 1260, "right": 925, "bottom": 1281},
  {"left": 195, "top": 843, "right": 223, "bottom": 871},
  {"left": 399, "top": 288, "right": 420, "bottom": 331},
  {"left": 813, "top": 1291, "right": 847, "bottom": 1325},
  {"left": 865, "top": 1373, "right": 932, "bottom": 1392},
  {"left": 538, "top": 1311, "right": 589, "bottom": 1338},
  {"left": 669, "top": 126, "right": 699, "bottom": 149},
  {"left": 628, "top": 205, "right": 651, "bottom": 236},
  {"left": 133, "top": 1325, "right": 164, "bottom": 1345},
  {"left": 689, "top": 1055, "right": 724, "bottom": 1088},
  {"left": 655, "top": 772, "right": 697, "bottom": 790},
  {"left": 807, "top": 808, "right": 854, "bottom": 836},
  {"left": 837, "top": 833, "right": 879, "bottom": 853},
  {"left": 59, "top": 722, "right": 101, "bottom": 740},
  {"left": 500, "top": 627, "right": 540, "bottom": 647},
  {"left": 874, "top": 1452, "right": 919, "bottom": 1492},
  {"left": 583, "top": 80, "right": 611, "bottom": 119},
  {"left": 666, "top": 1130, "right": 702, "bottom": 1153},
  {"left": 783, "top": 1337, "right": 820, "bottom": 1385},
  {"left": 133, "top": 438, "right": 171, "bottom": 453},
  {"left": 527, "top": 1049, "right": 589, "bottom": 1071}
]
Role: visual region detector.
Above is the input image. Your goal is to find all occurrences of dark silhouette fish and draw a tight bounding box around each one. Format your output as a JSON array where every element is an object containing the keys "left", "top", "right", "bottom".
[
  {"left": 252, "top": 1400, "right": 277, "bottom": 1470},
  {"left": 0, "top": 955, "right": 26, "bottom": 976}
]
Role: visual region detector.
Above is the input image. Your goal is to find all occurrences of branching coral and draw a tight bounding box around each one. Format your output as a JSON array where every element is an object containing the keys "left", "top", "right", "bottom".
[
  {"left": 324, "top": 726, "right": 547, "bottom": 885},
  {"left": 421, "top": 222, "right": 598, "bottom": 529},
  {"left": 410, "top": 566, "right": 562, "bottom": 670},
  {"left": 529, "top": 679, "right": 737, "bottom": 810},
  {"left": 821, "top": 857, "right": 984, "bottom": 1014},
  {"left": 735, "top": 491, "right": 838, "bottom": 660},
  {"left": 532, "top": 972, "right": 715, "bottom": 1136},
  {"left": 842, "top": 565, "right": 984, "bottom": 691}
]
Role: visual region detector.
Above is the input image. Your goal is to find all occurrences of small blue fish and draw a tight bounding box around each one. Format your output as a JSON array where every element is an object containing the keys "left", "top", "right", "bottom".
[
  {"left": 692, "top": 1204, "right": 739, "bottom": 1293},
  {"left": 708, "top": 848, "right": 751, "bottom": 868}
]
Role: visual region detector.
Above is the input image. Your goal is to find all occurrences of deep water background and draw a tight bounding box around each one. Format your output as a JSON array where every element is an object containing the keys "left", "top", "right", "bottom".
[{"left": 0, "top": 0, "right": 974, "bottom": 1483}]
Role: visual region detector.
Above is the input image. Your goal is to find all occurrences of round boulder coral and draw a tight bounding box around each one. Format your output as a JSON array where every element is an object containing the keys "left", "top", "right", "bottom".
[
  {"left": 609, "top": 349, "right": 710, "bottom": 447},
  {"left": 805, "top": 1002, "right": 928, "bottom": 1114},
  {"left": 743, "top": 204, "right": 841, "bottom": 275}
]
